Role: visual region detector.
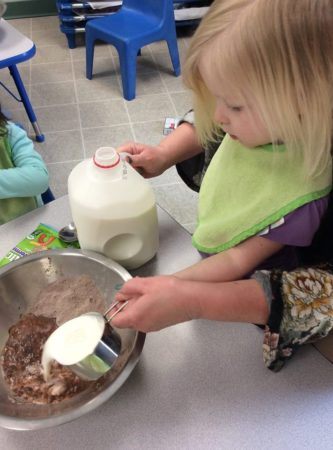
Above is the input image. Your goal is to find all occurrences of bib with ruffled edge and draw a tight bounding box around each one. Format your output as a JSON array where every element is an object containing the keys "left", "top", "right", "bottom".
[{"left": 192, "top": 134, "right": 332, "bottom": 253}]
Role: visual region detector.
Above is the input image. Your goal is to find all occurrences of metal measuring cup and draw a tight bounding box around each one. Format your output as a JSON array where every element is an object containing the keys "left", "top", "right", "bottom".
[{"left": 67, "top": 301, "right": 128, "bottom": 381}]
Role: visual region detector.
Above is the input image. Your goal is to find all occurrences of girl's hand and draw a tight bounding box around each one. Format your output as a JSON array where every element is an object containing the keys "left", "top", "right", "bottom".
[
  {"left": 111, "top": 276, "right": 194, "bottom": 332},
  {"left": 116, "top": 142, "right": 170, "bottom": 178}
]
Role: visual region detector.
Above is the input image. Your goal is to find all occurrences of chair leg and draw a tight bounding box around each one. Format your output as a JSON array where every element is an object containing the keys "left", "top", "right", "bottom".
[
  {"left": 86, "top": 33, "right": 95, "bottom": 80},
  {"left": 166, "top": 34, "right": 181, "bottom": 77},
  {"left": 118, "top": 46, "right": 138, "bottom": 101},
  {"left": 66, "top": 33, "right": 76, "bottom": 49},
  {"left": 9, "top": 65, "right": 45, "bottom": 142},
  {"left": 41, "top": 187, "right": 55, "bottom": 205}
]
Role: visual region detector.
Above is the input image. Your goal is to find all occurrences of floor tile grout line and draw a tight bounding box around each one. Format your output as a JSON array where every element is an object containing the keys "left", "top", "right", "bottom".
[
  {"left": 21, "top": 117, "right": 169, "bottom": 137},
  {"left": 1, "top": 115, "right": 163, "bottom": 129},
  {"left": 29, "top": 17, "right": 32, "bottom": 38},
  {"left": 69, "top": 44, "right": 86, "bottom": 159},
  {"left": 22, "top": 80, "right": 188, "bottom": 94},
  {"left": 27, "top": 69, "right": 172, "bottom": 86},
  {"left": 107, "top": 46, "right": 136, "bottom": 142},
  {"left": 149, "top": 46, "right": 178, "bottom": 118},
  {"left": 24, "top": 88, "right": 188, "bottom": 110},
  {"left": 4, "top": 107, "right": 176, "bottom": 133},
  {"left": 28, "top": 71, "right": 119, "bottom": 86},
  {"left": 152, "top": 181, "right": 182, "bottom": 188},
  {"left": 47, "top": 159, "right": 86, "bottom": 166},
  {"left": 31, "top": 57, "right": 111, "bottom": 67},
  {"left": 123, "top": 99, "right": 136, "bottom": 142},
  {"left": 82, "top": 118, "right": 164, "bottom": 127}
]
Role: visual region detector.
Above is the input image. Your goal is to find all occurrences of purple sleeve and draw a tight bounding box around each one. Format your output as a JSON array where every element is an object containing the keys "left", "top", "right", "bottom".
[{"left": 262, "top": 196, "right": 329, "bottom": 246}]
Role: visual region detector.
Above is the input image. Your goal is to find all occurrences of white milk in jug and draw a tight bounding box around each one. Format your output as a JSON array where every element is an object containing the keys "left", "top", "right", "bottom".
[{"left": 68, "top": 147, "right": 159, "bottom": 269}]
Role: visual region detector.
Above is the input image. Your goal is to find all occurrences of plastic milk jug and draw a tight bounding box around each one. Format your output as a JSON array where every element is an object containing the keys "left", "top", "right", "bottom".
[{"left": 68, "top": 147, "right": 159, "bottom": 269}]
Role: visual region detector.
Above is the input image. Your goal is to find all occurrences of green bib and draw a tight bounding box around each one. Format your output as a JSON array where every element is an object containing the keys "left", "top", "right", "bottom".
[
  {"left": 192, "top": 135, "right": 332, "bottom": 253},
  {"left": 0, "top": 129, "right": 37, "bottom": 225}
]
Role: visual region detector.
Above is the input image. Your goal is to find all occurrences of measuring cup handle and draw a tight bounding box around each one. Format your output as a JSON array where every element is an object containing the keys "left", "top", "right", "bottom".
[{"left": 104, "top": 301, "right": 128, "bottom": 323}]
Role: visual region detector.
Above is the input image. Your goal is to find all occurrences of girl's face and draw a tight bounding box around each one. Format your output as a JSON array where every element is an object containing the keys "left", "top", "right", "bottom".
[{"left": 199, "top": 62, "right": 272, "bottom": 148}]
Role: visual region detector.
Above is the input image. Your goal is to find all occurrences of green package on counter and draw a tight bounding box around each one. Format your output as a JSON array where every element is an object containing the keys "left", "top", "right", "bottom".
[{"left": 0, "top": 223, "right": 80, "bottom": 268}]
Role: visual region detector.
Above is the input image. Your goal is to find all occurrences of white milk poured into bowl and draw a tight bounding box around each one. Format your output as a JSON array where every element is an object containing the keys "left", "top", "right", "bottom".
[
  {"left": 68, "top": 147, "right": 159, "bottom": 270},
  {"left": 42, "top": 313, "right": 105, "bottom": 380}
]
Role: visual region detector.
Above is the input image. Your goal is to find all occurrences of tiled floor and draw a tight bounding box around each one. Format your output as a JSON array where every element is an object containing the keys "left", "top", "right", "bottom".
[{"left": 0, "top": 16, "right": 198, "bottom": 233}]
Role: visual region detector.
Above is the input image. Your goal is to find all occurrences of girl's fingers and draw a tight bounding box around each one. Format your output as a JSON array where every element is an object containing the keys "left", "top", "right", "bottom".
[
  {"left": 117, "top": 277, "right": 147, "bottom": 296},
  {"left": 117, "top": 142, "right": 147, "bottom": 156},
  {"left": 127, "top": 153, "right": 144, "bottom": 167},
  {"left": 114, "top": 291, "right": 129, "bottom": 302},
  {"left": 111, "top": 311, "right": 132, "bottom": 329},
  {"left": 116, "top": 142, "right": 136, "bottom": 154}
]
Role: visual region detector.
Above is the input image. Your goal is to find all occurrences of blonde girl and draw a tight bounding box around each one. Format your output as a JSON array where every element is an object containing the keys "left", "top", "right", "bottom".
[{"left": 113, "top": 0, "right": 333, "bottom": 367}]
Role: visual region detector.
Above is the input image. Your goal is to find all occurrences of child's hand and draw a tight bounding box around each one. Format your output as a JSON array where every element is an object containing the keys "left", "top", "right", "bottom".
[
  {"left": 111, "top": 276, "right": 193, "bottom": 332},
  {"left": 116, "top": 142, "right": 170, "bottom": 178}
]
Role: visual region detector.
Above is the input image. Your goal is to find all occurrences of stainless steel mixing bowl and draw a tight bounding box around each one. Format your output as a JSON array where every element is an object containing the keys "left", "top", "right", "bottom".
[{"left": 0, "top": 249, "right": 145, "bottom": 431}]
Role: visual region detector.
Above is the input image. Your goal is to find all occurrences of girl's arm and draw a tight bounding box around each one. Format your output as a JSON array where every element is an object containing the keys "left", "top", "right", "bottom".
[
  {"left": 158, "top": 121, "right": 204, "bottom": 165},
  {"left": 112, "top": 236, "right": 281, "bottom": 332},
  {"left": 175, "top": 236, "right": 283, "bottom": 282},
  {"left": 0, "top": 123, "right": 49, "bottom": 199},
  {"left": 113, "top": 275, "right": 269, "bottom": 332},
  {"left": 117, "top": 122, "right": 203, "bottom": 178}
]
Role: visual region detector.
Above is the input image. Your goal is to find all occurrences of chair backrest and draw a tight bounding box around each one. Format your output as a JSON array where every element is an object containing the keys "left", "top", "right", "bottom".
[{"left": 123, "top": 0, "right": 174, "bottom": 19}]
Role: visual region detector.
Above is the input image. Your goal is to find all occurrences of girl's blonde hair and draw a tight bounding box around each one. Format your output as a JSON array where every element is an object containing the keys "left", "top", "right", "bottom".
[{"left": 184, "top": 0, "right": 333, "bottom": 176}]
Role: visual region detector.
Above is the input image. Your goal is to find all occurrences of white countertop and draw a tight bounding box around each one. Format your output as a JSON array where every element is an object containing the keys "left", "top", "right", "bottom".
[{"left": 0, "top": 196, "right": 332, "bottom": 450}]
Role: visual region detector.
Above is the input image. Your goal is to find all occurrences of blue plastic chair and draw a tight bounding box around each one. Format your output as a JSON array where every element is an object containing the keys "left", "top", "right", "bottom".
[
  {"left": 0, "top": 18, "right": 45, "bottom": 142},
  {"left": 85, "top": 0, "right": 181, "bottom": 101}
]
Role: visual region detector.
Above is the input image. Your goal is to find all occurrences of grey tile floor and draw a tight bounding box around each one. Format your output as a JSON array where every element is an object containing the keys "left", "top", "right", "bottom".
[{"left": 0, "top": 16, "right": 198, "bottom": 233}]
